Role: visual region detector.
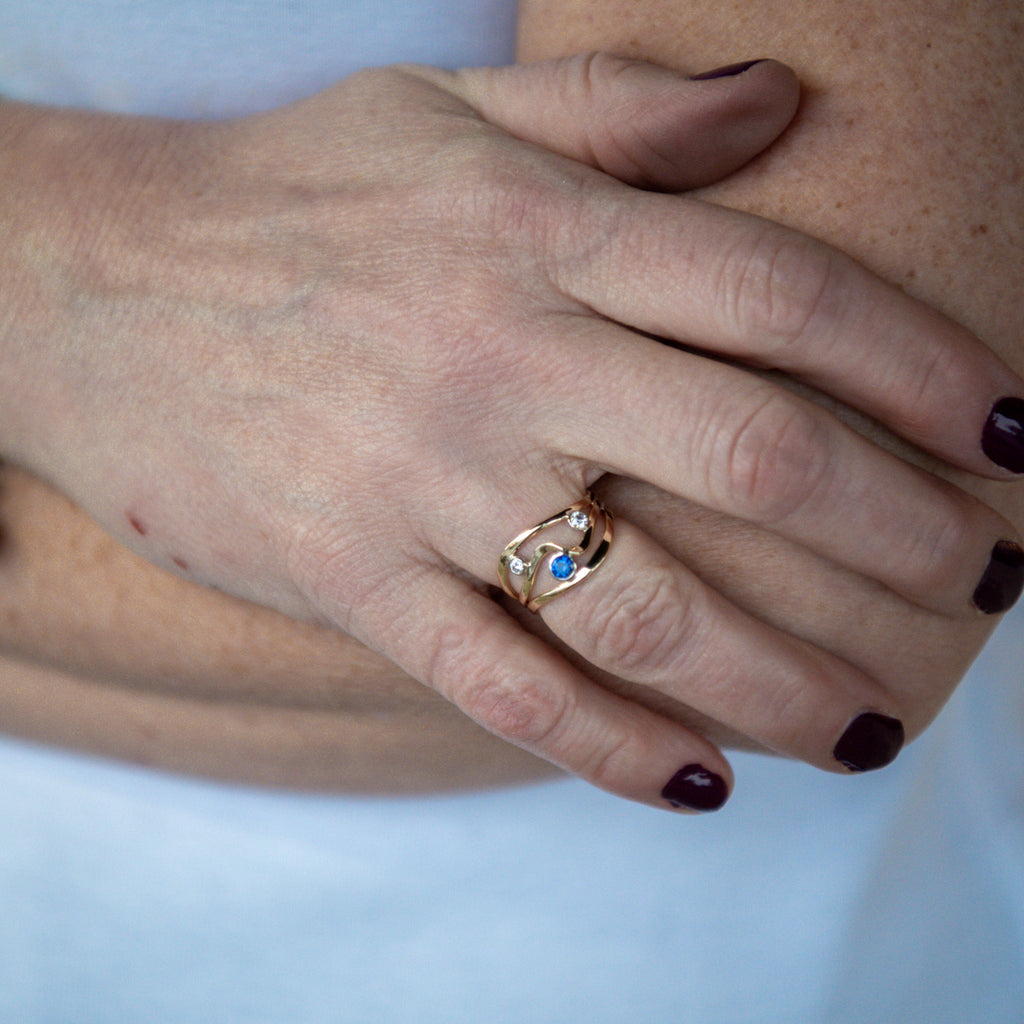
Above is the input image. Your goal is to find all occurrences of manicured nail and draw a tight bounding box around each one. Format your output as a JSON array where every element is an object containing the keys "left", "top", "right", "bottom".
[
  {"left": 982, "top": 397, "right": 1024, "bottom": 473},
  {"left": 661, "top": 764, "right": 729, "bottom": 811},
  {"left": 833, "top": 713, "right": 904, "bottom": 773},
  {"left": 973, "top": 539, "right": 1024, "bottom": 614},
  {"left": 690, "top": 59, "right": 767, "bottom": 81}
]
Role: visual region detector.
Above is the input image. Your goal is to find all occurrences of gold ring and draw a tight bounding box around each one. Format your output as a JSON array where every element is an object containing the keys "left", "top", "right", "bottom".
[{"left": 498, "top": 493, "right": 613, "bottom": 612}]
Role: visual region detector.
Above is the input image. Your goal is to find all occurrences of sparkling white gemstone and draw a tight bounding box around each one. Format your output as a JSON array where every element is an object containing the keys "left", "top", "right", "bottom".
[
  {"left": 508, "top": 556, "right": 527, "bottom": 576},
  {"left": 567, "top": 510, "right": 590, "bottom": 531}
]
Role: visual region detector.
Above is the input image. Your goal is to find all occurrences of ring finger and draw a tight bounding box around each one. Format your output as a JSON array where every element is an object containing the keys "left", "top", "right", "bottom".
[{"left": 447, "top": 488, "right": 907, "bottom": 776}]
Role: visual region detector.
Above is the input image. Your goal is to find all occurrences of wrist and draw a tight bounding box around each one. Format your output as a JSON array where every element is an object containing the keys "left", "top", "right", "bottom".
[{"left": 0, "top": 99, "right": 178, "bottom": 470}]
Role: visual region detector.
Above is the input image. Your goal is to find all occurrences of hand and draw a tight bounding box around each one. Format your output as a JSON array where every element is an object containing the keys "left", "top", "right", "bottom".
[{"left": 3, "top": 54, "right": 1022, "bottom": 811}]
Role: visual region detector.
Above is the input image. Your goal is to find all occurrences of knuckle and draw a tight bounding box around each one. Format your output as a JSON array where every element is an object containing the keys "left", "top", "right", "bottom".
[
  {"left": 442, "top": 137, "right": 566, "bottom": 247},
  {"left": 716, "top": 392, "right": 833, "bottom": 524},
  {"left": 583, "top": 567, "right": 695, "bottom": 675},
  {"left": 582, "top": 727, "right": 644, "bottom": 792},
  {"left": 430, "top": 623, "right": 569, "bottom": 747},
  {"left": 886, "top": 340, "right": 964, "bottom": 441},
  {"left": 902, "top": 497, "right": 977, "bottom": 592},
  {"left": 725, "top": 229, "right": 839, "bottom": 355},
  {"left": 433, "top": 130, "right": 601, "bottom": 292},
  {"left": 573, "top": 52, "right": 642, "bottom": 176},
  {"left": 460, "top": 673, "right": 569, "bottom": 748},
  {"left": 443, "top": 150, "right": 598, "bottom": 295},
  {"left": 576, "top": 52, "right": 685, "bottom": 189},
  {"left": 576, "top": 50, "right": 632, "bottom": 96}
]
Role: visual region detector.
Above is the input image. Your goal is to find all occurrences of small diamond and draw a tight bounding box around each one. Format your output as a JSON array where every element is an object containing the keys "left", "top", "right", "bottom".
[
  {"left": 508, "top": 556, "right": 527, "bottom": 577},
  {"left": 567, "top": 510, "right": 590, "bottom": 531},
  {"left": 549, "top": 553, "right": 576, "bottom": 581}
]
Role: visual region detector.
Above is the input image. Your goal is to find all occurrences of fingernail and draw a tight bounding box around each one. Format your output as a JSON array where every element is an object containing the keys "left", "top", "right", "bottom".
[
  {"left": 973, "top": 539, "right": 1024, "bottom": 614},
  {"left": 982, "top": 397, "right": 1024, "bottom": 472},
  {"left": 661, "top": 764, "right": 729, "bottom": 811},
  {"left": 833, "top": 713, "right": 904, "bottom": 773},
  {"left": 690, "top": 59, "right": 767, "bottom": 81}
]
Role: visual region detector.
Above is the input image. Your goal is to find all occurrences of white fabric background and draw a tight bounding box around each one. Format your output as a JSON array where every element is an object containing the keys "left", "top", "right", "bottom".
[
  {"left": 0, "top": 2, "right": 1022, "bottom": 1020},
  {"left": 0, "top": 0, "right": 517, "bottom": 116},
  {"left": 1, "top": 611, "right": 1022, "bottom": 1024}
]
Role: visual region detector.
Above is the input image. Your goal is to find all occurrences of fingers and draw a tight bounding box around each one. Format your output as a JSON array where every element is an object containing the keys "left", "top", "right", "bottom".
[
  {"left": 419, "top": 53, "right": 801, "bottom": 190},
  {"left": 422, "top": 53, "right": 1024, "bottom": 481},
  {"left": 538, "top": 317, "right": 1021, "bottom": 619},
  {"left": 600, "top": 474, "right": 993, "bottom": 746},
  {"left": 555, "top": 191, "right": 1024, "bottom": 479},
  {"left": 445, "top": 503, "right": 906, "bottom": 776},
  {"left": 340, "top": 570, "right": 734, "bottom": 813}
]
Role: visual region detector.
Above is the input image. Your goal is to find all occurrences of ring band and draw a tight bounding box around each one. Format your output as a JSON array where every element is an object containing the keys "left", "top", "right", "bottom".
[{"left": 498, "top": 493, "right": 614, "bottom": 612}]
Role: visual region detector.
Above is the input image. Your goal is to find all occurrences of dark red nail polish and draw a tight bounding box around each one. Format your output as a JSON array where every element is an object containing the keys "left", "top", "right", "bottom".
[
  {"left": 661, "top": 764, "right": 729, "bottom": 811},
  {"left": 833, "top": 713, "right": 904, "bottom": 773},
  {"left": 973, "top": 540, "right": 1024, "bottom": 614},
  {"left": 690, "top": 59, "right": 767, "bottom": 81},
  {"left": 982, "top": 397, "right": 1024, "bottom": 473}
]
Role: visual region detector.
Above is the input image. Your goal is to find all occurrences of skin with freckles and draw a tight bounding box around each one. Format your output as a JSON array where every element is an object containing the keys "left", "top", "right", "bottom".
[{"left": 1, "top": 3, "right": 1023, "bottom": 798}]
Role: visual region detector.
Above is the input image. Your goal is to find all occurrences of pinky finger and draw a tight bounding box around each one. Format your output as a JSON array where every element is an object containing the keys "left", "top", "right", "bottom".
[{"left": 361, "top": 573, "right": 734, "bottom": 813}]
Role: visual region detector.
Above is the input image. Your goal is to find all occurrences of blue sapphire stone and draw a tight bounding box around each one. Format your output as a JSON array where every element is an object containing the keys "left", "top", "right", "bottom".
[{"left": 550, "top": 553, "right": 576, "bottom": 581}]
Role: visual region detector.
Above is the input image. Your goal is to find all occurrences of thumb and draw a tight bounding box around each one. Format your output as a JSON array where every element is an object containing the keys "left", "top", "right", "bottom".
[{"left": 443, "top": 52, "right": 800, "bottom": 191}]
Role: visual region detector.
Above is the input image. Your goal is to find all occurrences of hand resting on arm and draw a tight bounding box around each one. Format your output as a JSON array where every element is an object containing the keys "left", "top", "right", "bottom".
[{"left": 1, "top": 55, "right": 1022, "bottom": 809}]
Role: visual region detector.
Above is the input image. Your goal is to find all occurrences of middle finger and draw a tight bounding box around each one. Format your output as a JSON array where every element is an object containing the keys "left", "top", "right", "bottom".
[
  {"left": 448, "top": 492, "right": 906, "bottom": 774},
  {"left": 535, "top": 315, "right": 1023, "bottom": 619}
]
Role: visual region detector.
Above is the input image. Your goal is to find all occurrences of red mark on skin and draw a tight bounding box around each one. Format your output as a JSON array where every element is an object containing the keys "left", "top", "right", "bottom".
[
  {"left": 171, "top": 556, "right": 189, "bottom": 571},
  {"left": 128, "top": 515, "right": 148, "bottom": 537}
]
